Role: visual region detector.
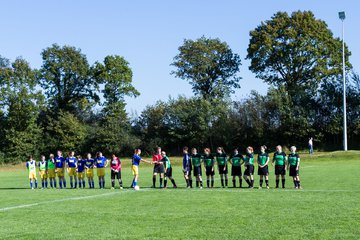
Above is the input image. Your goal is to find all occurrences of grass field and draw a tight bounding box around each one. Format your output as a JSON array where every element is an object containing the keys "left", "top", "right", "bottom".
[{"left": 1, "top": 151, "right": 360, "bottom": 239}]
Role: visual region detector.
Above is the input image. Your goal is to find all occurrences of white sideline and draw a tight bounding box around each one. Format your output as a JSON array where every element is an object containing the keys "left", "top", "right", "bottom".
[{"left": 0, "top": 190, "right": 146, "bottom": 212}]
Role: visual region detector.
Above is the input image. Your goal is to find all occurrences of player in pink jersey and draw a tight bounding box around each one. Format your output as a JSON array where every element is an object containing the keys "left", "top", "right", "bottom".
[{"left": 110, "top": 154, "right": 122, "bottom": 189}]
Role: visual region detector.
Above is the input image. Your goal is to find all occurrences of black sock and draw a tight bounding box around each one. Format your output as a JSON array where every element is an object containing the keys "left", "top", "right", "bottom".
[
  {"left": 207, "top": 180, "right": 210, "bottom": 188},
  {"left": 225, "top": 179, "right": 228, "bottom": 187},
  {"left": 293, "top": 180, "right": 297, "bottom": 187},
  {"left": 232, "top": 179, "right": 236, "bottom": 188},
  {"left": 211, "top": 180, "right": 214, "bottom": 187},
  {"left": 239, "top": 179, "right": 242, "bottom": 188},
  {"left": 297, "top": 181, "right": 301, "bottom": 188},
  {"left": 111, "top": 180, "right": 115, "bottom": 188},
  {"left": 245, "top": 179, "right": 251, "bottom": 186},
  {"left": 200, "top": 180, "right": 203, "bottom": 187},
  {"left": 160, "top": 178, "right": 163, "bottom": 187},
  {"left": 282, "top": 179, "right": 285, "bottom": 188},
  {"left": 221, "top": 179, "right": 224, "bottom": 187},
  {"left": 251, "top": 180, "right": 254, "bottom": 187},
  {"left": 265, "top": 179, "right": 269, "bottom": 186},
  {"left": 189, "top": 179, "right": 193, "bottom": 188},
  {"left": 152, "top": 176, "right": 156, "bottom": 187},
  {"left": 260, "top": 180, "right": 263, "bottom": 187},
  {"left": 186, "top": 179, "right": 189, "bottom": 187},
  {"left": 164, "top": 179, "right": 167, "bottom": 188},
  {"left": 196, "top": 181, "right": 199, "bottom": 187},
  {"left": 119, "top": 179, "right": 123, "bottom": 187},
  {"left": 171, "top": 179, "right": 176, "bottom": 187},
  {"left": 276, "top": 179, "right": 279, "bottom": 188}
]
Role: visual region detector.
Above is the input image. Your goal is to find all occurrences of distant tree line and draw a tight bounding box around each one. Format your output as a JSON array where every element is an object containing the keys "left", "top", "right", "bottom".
[{"left": 0, "top": 11, "right": 359, "bottom": 163}]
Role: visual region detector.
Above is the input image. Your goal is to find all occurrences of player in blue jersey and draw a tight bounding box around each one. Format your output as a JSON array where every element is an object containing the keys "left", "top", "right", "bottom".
[
  {"left": 66, "top": 151, "right": 78, "bottom": 188},
  {"left": 55, "top": 150, "right": 66, "bottom": 189},
  {"left": 131, "top": 149, "right": 152, "bottom": 188},
  {"left": 182, "top": 147, "right": 192, "bottom": 188},
  {"left": 76, "top": 155, "right": 86, "bottom": 188},
  {"left": 95, "top": 152, "right": 109, "bottom": 189},
  {"left": 85, "top": 153, "right": 95, "bottom": 189}
]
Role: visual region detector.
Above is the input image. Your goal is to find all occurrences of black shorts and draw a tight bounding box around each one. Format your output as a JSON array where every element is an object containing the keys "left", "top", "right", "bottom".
[
  {"left": 183, "top": 169, "right": 192, "bottom": 176},
  {"left": 205, "top": 166, "right": 214, "bottom": 176},
  {"left": 289, "top": 166, "right": 299, "bottom": 177},
  {"left": 153, "top": 164, "right": 165, "bottom": 174},
  {"left": 218, "top": 164, "right": 228, "bottom": 174},
  {"left": 165, "top": 168, "right": 172, "bottom": 177},
  {"left": 275, "top": 165, "right": 286, "bottom": 175},
  {"left": 231, "top": 166, "right": 242, "bottom": 176},
  {"left": 193, "top": 166, "right": 202, "bottom": 177},
  {"left": 111, "top": 170, "right": 121, "bottom": 179},
  {"left": 258, "top": 165, "right": 269, "bottom": 176},
  {"left": 244, "top": 165, "right": 254, "bottom": 176}
]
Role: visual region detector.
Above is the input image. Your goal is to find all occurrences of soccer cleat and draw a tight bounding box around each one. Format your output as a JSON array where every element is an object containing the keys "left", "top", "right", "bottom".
[
  {"left": 258, "top": 186, "right": 262, "bottom": 189},
  {"left": 120, "top": 187, "right": 123, "bottom": 189},
  {"left": 111, "top": 187, "right": 114, "bottom": 190},
  {"left": 200, "top": 186, "right": 203, "bottom": 189},
  {"left": 266, "top": 186, "right": 270, "bottom": 189}
]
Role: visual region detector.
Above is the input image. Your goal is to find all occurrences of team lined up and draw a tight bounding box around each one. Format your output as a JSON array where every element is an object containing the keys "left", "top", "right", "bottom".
[{"left": 26, "top": 145, "right": 301, "bottom": 190}]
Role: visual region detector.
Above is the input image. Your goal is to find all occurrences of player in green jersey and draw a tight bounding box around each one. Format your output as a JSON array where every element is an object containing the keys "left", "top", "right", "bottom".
[
  {"left": 229, "top": 148, "right": 243, "bottom": 188},
  {"left": 161, "top": 151, "right": 177, "bottom": 188},
  {"left": 271, "top": 145, "right": 287, "bottom": 188},
  {"left": 257, "top": 146, "right": 270, "bottom": 189},
  {"left": 47, "top": 154, "right": 56, "bottom": 188},
  {"left": 191, "top": 148, "right": 203, "bottom": 189},
  {"left": 287, "top": 146, "right": 302, "bottom": 189},
  {"left": 203, "top": 148, "right": 215, "bottom": 188},
  {"left": 216, "top": 147, "right": 228, "bottom": 188},
  {"left": 243, "top": 146, "right": 255, "bottom": 188}
]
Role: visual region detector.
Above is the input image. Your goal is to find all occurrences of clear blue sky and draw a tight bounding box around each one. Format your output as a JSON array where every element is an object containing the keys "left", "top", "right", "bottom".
[{"left": 1, "top": 0, "right": 359, "bottom": 115}]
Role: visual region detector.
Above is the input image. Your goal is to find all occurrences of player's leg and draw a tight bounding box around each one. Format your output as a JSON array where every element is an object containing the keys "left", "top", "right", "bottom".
[
  {"left": 111, "top": 170, "right": 115, "bottom": 189},
  {"left": 220, "top": 173, "right": 224, "bottom": 188},
  {"left": 152, "top": 171, "right": 157, "bottom": 188},
  {"left": 224, "top": 173, "right": 228, "bottom": 188},
  {"left": 281, "top": 174, "right": 285, "bottom": 188},
  {"left": 259, "top": 175, "right": 263, "bottom": 189}
]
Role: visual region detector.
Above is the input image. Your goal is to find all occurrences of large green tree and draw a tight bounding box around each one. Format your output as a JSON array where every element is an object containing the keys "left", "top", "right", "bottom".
[
  {"left": 39, "top": 44, "right": 99, "bottom": 114},
  {"left": 0, "top": 56, "right": 43, "bottom": 162},
  {"left": 247, "top": 11, "right": 351, "bottom": 99},
  {"left": 171, "top": 36, "right": 241, "bottom": 100}
]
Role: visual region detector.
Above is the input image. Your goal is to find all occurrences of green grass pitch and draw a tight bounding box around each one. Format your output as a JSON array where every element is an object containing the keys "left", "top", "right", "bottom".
[{"left": 0, "top": 151, "right": 360, "bottom": 239}]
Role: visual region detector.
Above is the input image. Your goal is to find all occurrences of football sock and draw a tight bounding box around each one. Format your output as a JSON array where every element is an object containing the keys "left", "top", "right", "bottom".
[
  {"left": 45, "top": 180, "right": 48, "bottom": 188},
  {"left": 88, "top": 180, "right": 91, "bottom": 188},
  {"left": 50, "top": 180, "right": 53, "bottom": 188},
  {"left": 119, "top": 179, "right": 123, "bottom": 187},
  {"left": 232, "top": 179, "right": 236, "bottom": 188},
  {"left": 293, "top": 180, "right": 297, "bottom": 187},
  {"left": 189, "top": 179, "right": 193, "bottom": 188},
  {"left": 63, "top": 179, "right": 67, "bottom": 188},
  {"left": 239, "top": 179, "right": 242, "bottom": 188},
  {"left": 35, "top": 180, "right": 38, "bottom": 188},
  {"left": 59, "top": 180, "right": 63, "bottom": 189},
  {"left": 221, "top": 179, "right": 224, "bottom": 187},
  {"left": 251, "top": 180, "right": 254, "bottom": 188},
  {"left": 164, "top": 179, "right": 168, "bottom": 188},
  {"left": 152, "top": 176, "right": 156, "bottom": 187},
  {"left": 200, "top": 180, "right": 203, "bottom": 187},
  {"left": 103, "top": 180, "right": 105, "bottom": 188},
  {"left": 245, "top": 179, "right": 251, "bottom": 186},
  {"left": 297, "top": 181, "right": 301, "bottom": 188},
  {"left": 265, "top": 179, "right": 269, "bottom": 186},
  {"left": 260, "top": 180, "right": 263, "bottom": 187},
  {"left": 185, "top": 179, "right": 189, "bottom": 187},
  {"left": 74, "top": 180, "right": 77, "bottom": 188},
  {"left": 211, "top": 180, "right": 214, "bottom": 187},
  {"left": 79, "top": 181, "right": 82, "bottom": 188},
  {"left": 82, "top": 180, "right": 85, "bottom": 188},
  {"left": 196, "top": 181, "right": 199, "bottom": 187},
  {"left": 160, "top": 178, "right": 163, "bottom": 187},
  {"left": 30, "top": 181, "right": 33, "bottom": 188},
  {"left": 282, "top": 179, "right": 285, "bottom": 188},
  {"left": 276, "top": 179, "right": 279, "bottom": 188},
  {"left": 225, "top": 179, "right": 228, "bottom": 187},
  {"left": 207, "top": 180, "right": 210, "bottom": 187},
  {"left": 171, "top": 179, "right": 176, "bottom": 187},
  {"left": 70, "top": 178, "right": 73, "bottom": 188}
]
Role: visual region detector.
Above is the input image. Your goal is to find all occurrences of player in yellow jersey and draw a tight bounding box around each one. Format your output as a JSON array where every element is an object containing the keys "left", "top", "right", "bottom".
[{"left": 26, "top": 156, "right": 38, "bottom": 189}]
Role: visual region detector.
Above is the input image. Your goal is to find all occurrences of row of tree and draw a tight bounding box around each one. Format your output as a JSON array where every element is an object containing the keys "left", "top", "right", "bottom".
[{"left": 0, "top": 10, "right": 359, "bottom": 163}]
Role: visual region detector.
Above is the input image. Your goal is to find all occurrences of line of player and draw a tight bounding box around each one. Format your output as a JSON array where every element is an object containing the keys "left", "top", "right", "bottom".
[{"left": 26, "top": 144, "right": 301, "bottom": 190}]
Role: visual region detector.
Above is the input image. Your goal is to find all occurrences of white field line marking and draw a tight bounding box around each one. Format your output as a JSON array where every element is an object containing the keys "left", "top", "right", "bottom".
[{"left": 0, "top": 189, "right": 151, "bottom": 212}]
